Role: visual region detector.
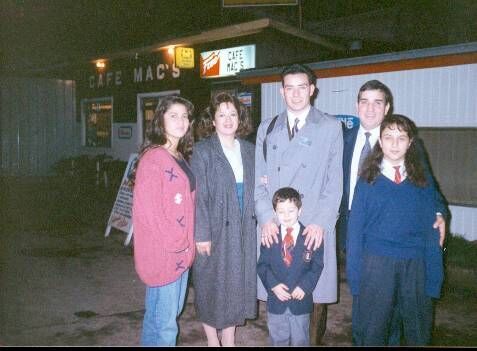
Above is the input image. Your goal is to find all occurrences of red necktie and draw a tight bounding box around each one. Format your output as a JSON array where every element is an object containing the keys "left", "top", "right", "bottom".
[
  {"left": 282, "top": 227, "right": 294, "bottom": 267},
  {"left": 393, "top": 166, "right": 402, "bottom": 184}
]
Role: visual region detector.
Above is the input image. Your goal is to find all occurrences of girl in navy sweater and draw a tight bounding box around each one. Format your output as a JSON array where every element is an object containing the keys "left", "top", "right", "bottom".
[{"left": 346, "top": 114, "right": 443, "bottom": 346}]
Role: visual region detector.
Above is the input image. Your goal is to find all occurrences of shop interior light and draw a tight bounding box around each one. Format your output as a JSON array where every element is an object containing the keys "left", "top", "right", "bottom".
[
  {"left": 96, "top": 61, "right": 106, "bottom": 69},
  {"left": 167, "top": 47, "right": 175, "bottom": 56}
]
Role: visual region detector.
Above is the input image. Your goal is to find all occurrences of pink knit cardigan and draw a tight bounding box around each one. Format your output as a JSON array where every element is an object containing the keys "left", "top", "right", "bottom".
[{"left": 132, "top": 147, "right": 196, "bottom": 287}]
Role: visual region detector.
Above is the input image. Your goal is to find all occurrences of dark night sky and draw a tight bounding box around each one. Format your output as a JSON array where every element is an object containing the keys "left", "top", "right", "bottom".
[
  {"left": 0, "top": 1, "right": 399, "bottom": 69},
  {"left": 1, "top": 0, "right": 474, "bottom": 73}
]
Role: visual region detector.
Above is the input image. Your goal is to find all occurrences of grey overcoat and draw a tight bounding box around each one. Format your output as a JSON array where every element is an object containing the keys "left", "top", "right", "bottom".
[
  {"left": 255, "top": 107, "right": 343, "bottom": 303},
  {"left": 191, "top": 134, "right": 257, "bottom": 329}
]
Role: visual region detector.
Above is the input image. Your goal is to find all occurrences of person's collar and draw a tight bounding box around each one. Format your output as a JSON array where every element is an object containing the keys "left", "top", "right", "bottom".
[
  {"left": 281, "top": 221, "right": 300, "bottom": 243},
  {"left": 381, "top": 158, "right": 407, "bottom": 180},
  {"left": 358, "top": 124, "right": 380, "bottom": 145},
  {"left": 287, "top": 105, "right": 311, "bottom": 124}
]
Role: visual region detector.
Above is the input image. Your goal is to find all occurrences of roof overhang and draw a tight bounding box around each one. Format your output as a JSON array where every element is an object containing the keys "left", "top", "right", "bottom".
[
  {"left": 12, "top": 17, "right": 345, "bottom": 76},
  {"left": 96, "top": 18, "right": 345, "bottom": 64},
  {"left": 236, "top": 41, "right": 477, "bottom": 84}
]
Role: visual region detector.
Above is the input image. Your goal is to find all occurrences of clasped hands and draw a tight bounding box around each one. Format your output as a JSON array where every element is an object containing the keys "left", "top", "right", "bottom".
[
  {"left": 261, "top": 220, "right": 324, "bottom": 251},
  {"left": 272, "top": 284, "right": 305, "bottom": 301}
]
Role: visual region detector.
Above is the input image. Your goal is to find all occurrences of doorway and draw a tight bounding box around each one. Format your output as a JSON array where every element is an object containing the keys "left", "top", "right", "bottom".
[{"left": 136, "top": 90, "right": 180, "bottom": 144}]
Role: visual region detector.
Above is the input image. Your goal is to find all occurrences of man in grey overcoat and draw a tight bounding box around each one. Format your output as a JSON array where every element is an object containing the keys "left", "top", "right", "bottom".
[{"left": 255, "top": 64, "right": 343, "bottom": 345}]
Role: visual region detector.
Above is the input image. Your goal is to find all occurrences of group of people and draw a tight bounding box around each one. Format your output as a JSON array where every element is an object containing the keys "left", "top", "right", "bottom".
[{"left": 130, "top": 63, "right": 447, "bottom": 346}]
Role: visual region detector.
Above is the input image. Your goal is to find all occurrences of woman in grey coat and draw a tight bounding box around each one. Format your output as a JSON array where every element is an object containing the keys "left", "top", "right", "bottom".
[{"left": 190, "top": 92, "right": 257, "bottom": 346}]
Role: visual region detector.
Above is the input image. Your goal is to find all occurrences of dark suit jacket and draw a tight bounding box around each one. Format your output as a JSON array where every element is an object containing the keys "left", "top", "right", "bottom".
[
  {"left": 337, "top": 124, "right": 449, "bottom": 246},
  {"left": 257, "top": 223, "right": 324, "bottom": 315}
]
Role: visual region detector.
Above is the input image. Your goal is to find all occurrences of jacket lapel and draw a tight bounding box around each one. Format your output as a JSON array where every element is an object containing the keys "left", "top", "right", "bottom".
[
  {"left": 240, "top": 138, "right": 253, "bottom": 219},
  {"left": 343, "top": 126, "right": 359, "bottom": 201}
]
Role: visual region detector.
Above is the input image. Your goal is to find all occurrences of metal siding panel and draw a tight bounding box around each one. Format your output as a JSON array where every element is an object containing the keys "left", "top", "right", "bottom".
[
  {"left": 449, "top": 206, "right": 477, "bottom": 241},
  {"left": 0, "top": 78, "right": 77, "bottom": 176},
  {"left": 305, "top": 64, "right": 477, "bottom": 127}
]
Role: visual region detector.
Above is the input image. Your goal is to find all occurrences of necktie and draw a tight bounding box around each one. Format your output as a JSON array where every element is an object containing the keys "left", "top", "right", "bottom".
[
  {"left": 282, "top": 227, "right": 294, "bottom": 267},
  {"left": 358, "top": 132, "right": 371, "bottom": 174},
  {"left": 291, "top": 118, "right": 299, "bottom": 139},
  {"left": 394, "top": 165, "right": 402, "bottom": 184}
]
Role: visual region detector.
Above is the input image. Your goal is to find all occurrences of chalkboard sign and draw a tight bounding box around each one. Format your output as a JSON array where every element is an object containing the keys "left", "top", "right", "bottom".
[{"left": 105, "top": 153, "right": 138, "bottom": 245}]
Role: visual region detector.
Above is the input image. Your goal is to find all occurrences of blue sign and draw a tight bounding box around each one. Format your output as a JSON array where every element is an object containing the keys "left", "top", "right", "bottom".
[{"left": 336, "top": 114, "right": 359, "bottom": 129}]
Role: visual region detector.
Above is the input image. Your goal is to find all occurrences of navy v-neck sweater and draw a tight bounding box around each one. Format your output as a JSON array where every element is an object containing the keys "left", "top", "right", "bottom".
[{"left": 346, "top": 174, "right": 443, "bottom": 298}]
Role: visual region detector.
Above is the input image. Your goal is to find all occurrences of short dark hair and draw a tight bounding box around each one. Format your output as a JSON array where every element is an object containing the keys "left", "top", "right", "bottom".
[
  {"left": 272, "top": 187, "right": 302, "bottom": 210},
  {"left": 357, "top": 80, "right": 394, "bottom": 115},
  {"left": 194, "top": 91, "right": 253, "bottom": 140},
  {"left": 281, "top": 64, "right": 316, "bottom": 87}
]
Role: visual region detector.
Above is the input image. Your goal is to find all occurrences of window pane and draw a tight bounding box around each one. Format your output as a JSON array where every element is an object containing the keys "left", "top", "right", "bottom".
[{"left": 84, "top": 100, "right": 112, "bottom": 147}]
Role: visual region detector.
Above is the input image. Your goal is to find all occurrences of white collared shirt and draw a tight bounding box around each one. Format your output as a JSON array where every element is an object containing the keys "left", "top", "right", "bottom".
[
  {"left": 287, "top": 105, "right": 311, "bottom": 133},
  {"left": 280, "top": 221, "right": 300, "bottom": 245},
  {"left": 221, "top": 139, "right": 243, "bottom": 182},
  {"left": 380, "top": 159, "right": 407, "bottom": 183},
  {"left": 348, "top": 125, "right": 380, "bottom": 210}
]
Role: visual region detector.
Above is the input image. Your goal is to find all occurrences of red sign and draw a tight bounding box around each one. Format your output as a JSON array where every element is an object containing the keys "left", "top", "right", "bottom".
[{"left": 200, "top": 51, "right": 220, "bottom": 78}]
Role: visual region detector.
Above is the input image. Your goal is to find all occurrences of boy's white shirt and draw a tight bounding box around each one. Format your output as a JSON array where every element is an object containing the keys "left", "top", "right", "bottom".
[{"left": 280, "top": 221, "right": 300, "bottom": 246}]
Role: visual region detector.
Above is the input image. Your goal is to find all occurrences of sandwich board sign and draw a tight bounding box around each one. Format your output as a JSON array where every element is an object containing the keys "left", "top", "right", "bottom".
[{"left": 105, "top": 153, "right": 137, "bottom": 245}]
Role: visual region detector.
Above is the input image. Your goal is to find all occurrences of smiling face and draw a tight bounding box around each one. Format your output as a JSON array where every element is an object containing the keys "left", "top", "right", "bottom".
[
  {"left": 163, "top": 103, "right": 190, "bottom": 144},
  {"left": 280, "top": 73, "right": 315, "bottom": 113},
  {"left": 357, "top": 89, "right": 390, "bottom": 131},
  {"left": 379, "top": 124, "right": 411, "bottom": 166},
  {"left": 213, "top": 102, "right": 239, "bottom": 138},
  {"left": 275, "top": 199, "right": 302, "bottom": 228}
]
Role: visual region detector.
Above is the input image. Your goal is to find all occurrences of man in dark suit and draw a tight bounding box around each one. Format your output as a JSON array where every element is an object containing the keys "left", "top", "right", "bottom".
[
  {"left": 338, "top": 80, "right": 447, "bottom": 255},
  {"left": 338, "top": 79, "right": 448, "bottom": 345}
]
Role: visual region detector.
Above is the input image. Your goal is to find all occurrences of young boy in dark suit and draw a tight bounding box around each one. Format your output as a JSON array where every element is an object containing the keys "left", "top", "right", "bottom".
[{"left": 257, "top": 187, "right": 324, "bottom": 346}]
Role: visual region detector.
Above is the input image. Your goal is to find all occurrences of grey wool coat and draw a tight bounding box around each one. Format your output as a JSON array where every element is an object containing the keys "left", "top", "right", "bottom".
[
  {"left": 255, "top": 107, "right": 343, "bottom": 304},
  {"left": 190, "top": 134, "right": 257, "bottom": 329}
]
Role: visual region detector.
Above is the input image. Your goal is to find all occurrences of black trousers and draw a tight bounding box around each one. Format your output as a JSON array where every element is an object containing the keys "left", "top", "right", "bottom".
[{"left": 352, "top": 254, "right": 433, "bottom": 346}]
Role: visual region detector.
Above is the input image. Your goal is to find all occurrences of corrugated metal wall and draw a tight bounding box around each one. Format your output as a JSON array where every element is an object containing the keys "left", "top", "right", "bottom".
[
  {"left": 260, "top": 63, "right": 477, "bottom": 241},
  {"left": 0, "top": 78, "right": 78, "bottom": 176},
  {"left": 262, "top": 63, "right": 477, "bottom": 127}
]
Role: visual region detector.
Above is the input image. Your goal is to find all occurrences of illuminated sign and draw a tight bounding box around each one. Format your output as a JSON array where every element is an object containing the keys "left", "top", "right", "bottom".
[
  {"left": 200, "top": 44, "right": 256, "bottom": 79},
  {"left": 175, "top": 47, "right": 195, "bottom": 68}
]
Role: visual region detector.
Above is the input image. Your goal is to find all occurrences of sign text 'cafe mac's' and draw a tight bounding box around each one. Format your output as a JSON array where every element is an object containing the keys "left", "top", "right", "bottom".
[
  {"left": 200, "top": 44, "right": 256, "bottom": 79},
  {"left": 88, "top": 63, "right": 181, "bottom": 89}
]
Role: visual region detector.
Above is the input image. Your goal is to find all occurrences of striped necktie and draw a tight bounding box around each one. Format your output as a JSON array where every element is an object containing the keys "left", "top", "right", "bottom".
[
  {"left": 358, "top": 132, "right": 371, "bottom": 174},
  {"left": 291, "top": 118, "right": 299, "bottom": 139},
  {"left": 394, "top": 165, "right": 402, "bottom": 184},
  {"left": 282, "top": 227, "right": 294, "bottom": 267}
]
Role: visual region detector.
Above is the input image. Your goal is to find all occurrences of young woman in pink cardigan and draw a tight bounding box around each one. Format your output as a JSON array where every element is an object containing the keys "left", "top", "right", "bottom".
[{"left": 130, "top": 95, "right": 196, "bottom": 346}]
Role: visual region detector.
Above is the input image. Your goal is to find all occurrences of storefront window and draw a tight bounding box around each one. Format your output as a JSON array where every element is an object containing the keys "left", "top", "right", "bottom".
[{"left": 82, "top": 98, "right": 113, "bottom": 147}]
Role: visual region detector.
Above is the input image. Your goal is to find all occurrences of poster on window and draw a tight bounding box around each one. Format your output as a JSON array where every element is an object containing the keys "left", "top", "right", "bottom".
[{"left": 105, "top": 153, "right": 138, "bottom": 245}]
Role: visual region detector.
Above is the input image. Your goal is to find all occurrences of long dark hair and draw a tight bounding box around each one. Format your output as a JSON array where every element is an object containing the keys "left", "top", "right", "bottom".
[
  {"left": 194, "top": 91, "right": 253, "bottom": 141},
  {"left": 361, "top": 114, "right": 427, "bottom": 187},
  {"left": 129, "top": 95, "right": 194, "bottom": 186}
]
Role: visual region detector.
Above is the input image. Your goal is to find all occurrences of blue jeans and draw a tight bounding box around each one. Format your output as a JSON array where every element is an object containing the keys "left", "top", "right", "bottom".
[{"left": 141, "top": 270, "right": 189, "bottom": 346}]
